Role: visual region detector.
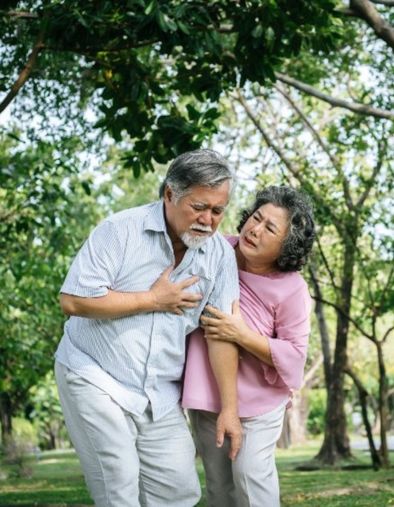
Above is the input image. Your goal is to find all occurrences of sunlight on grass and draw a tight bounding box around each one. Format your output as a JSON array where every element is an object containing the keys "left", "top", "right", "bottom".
[{"left": 0, "top": 446, "right": 392, "bottom": 506}]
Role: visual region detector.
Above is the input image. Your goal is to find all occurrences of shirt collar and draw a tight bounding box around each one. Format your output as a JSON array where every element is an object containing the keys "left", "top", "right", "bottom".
[
  {"left": 143, "top": 200, "right": 167, "bottom": 233},
  {"left": 143, "top": 200, "right": 208, "bottom": 253}
]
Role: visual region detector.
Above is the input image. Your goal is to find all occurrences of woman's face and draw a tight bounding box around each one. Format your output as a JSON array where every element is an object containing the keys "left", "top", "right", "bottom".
[{"left": 239, "top": 203, "right": 289, "bottom": 271}]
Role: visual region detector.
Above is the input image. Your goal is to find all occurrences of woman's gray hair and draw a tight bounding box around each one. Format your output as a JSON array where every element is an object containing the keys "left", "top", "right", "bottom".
[
  {"left": 237, "top": 185, "right": 315, "bottom": 272},
  {"left": 159, "top": 149, "right": 233, "bottom": 201}
]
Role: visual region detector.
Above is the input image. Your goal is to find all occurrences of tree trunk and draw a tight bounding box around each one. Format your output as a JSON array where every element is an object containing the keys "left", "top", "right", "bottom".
[
  {"left": 345, "top": 366, "right": 381, "bottom": 470},
  {"left": 0, "top": 393, "right": 13, "bottom": 447},
  {"left": 277, "top": 410, "right": 291, "bottom": 448},
  {"left": 376, "top": 341, "right": 390, "bottom": 467},
  {"left": 309, "top": 265, "right": 332, "bottom": 388},
  {"left": 288, "top": 389, "right": 309, "bottom": 445},
  {"left": 315, "top": 240, "right": 355, "bottom": 464}
]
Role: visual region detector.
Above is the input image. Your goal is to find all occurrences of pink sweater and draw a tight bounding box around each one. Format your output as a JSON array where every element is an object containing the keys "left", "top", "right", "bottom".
[{"left": 182, "top": 236, "right": 312, "bottom": 417}]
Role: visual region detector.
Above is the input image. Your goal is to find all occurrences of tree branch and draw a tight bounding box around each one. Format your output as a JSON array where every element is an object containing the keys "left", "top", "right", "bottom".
[
  {"left": 369, "top": 0, "right": 394, "bottom": 5},
  {"left": 377, "top": 263, "right": 394, "bottom": 316},
  {"left": 7, "top": 10, "right": 39, "bottom": 19},
  {"left": 275, "top": 72, "right": 394, "bottom": 121},
  {"left": 350, "top": 0, "right": 394, "bottom": 51},
  {"left": 303, "top": 354, "right": 324, "bottom": 388},
  {"left": 274, "top": 83, "right": 354, "bottom": 211},
  {"left": 0, "top": 27, "right": 46, "bottom": 114},
  {"left": 315, "top": 234, "right": 340, "bottom": 292},
  {"left": 356, "top": 138, "right": 385, "bottom": 207},
  {"left": 382, "top": 325, "right": 394, "bottom": 343},
  {"left": 234, "top": 90, "right": 301, "bottom": 177},
  {"left": 369, "top": 0, "right": 394, "bottom": 6},
  {"left": 312, "top": 295, "right": 374, "bottom": 341}
]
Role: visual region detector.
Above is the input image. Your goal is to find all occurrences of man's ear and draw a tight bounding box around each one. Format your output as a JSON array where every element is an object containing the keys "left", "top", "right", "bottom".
[{"left": 163, "top": 185, "right": 173, "bottom": 203}]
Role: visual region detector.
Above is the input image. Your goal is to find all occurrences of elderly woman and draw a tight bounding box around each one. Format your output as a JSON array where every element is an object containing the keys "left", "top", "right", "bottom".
[{"left": 182, "top": 186, "right": 315, "bottom": 507}]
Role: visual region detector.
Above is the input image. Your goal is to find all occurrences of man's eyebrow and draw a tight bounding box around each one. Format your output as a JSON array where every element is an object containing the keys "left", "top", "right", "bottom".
[{"left": 192, "top": 202, "right": 225, "bottom": 211}]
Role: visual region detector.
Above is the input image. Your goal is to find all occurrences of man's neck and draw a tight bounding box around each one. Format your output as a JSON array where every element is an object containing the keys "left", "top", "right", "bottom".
[{"left": 172, "top": 239, "right": 187, "bottom": 268}]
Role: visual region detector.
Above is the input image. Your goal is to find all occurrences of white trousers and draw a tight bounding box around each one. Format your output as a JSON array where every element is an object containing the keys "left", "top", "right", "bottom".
[
  {"left": 189, "top": 403, "right": 286, "bottom": 507},
  {"left": 55, "top": 362, "right": 201, "bottom": 507}
]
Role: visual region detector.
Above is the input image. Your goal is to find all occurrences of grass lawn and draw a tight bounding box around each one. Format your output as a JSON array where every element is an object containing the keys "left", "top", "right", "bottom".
[{"left": 0, "top": 443, "right": 392, "bottom": 506}]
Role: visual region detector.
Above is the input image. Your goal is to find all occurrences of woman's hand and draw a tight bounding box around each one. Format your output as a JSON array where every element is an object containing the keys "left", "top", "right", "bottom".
[{"left": 200, "top": 300, "right": 248, "bottom": 344}]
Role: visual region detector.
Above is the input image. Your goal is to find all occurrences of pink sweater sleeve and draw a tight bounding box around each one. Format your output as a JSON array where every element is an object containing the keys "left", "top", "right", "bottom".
[{"left": 262, "top": 280, "right": 311, "bottom": 389}]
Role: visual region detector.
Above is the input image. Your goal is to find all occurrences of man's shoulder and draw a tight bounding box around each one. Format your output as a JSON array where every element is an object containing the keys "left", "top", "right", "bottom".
[
  {"left": 105, "top": 201, "right": 158, "bottom": 228},
  {"left": 206, "top": 232, "right": 236, "bottom": 262},
  {"left": 210, "top": 232, "right": 235, "bottom": 252}
]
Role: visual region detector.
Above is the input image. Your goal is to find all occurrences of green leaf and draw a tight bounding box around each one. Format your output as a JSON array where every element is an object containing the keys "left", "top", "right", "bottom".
[{"left": 81, "top": 181, "right": 91, "bottom": 195}]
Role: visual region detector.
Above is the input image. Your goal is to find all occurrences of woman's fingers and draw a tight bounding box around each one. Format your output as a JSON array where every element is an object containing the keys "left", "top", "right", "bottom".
[{"left": 204, "top": 304, "right": 225, "bottom": 318}]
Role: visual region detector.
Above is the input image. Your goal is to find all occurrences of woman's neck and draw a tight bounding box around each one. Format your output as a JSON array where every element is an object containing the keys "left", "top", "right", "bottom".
[{"left": 235, "top": 244, "right": 277, "bottom": 275}]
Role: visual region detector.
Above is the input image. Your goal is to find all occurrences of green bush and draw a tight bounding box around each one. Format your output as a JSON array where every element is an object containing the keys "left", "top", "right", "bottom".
[
  {"left": 307, "top": 389, "right": 327, "bottom": 435},
  {"left": 11, "top": 417, "right": 38, "bottom": 450}
]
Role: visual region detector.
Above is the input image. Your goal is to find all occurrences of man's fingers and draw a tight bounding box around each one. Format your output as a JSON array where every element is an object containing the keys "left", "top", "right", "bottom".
[
  {"left": 180, "top": 301, "right": 200, "bottom": 309},
  {"left": 179, "top": 275, "right": 200, "bottom": 288},
  {"left": 182, "top": 292, "right": 203, "bottom": 303},
  {"left": 161, "top": 266, "right": 174, "bottom": 279}
]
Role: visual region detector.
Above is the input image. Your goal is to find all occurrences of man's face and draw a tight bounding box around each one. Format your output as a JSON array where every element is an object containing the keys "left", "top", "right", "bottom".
[{"left": 164, "top": 181, "right": 231, "bottom": 248}]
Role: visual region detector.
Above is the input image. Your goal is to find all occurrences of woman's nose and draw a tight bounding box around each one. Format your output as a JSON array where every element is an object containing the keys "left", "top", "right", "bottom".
[{"left": 250, "top": 222, "right": 263, "bottom": 236}]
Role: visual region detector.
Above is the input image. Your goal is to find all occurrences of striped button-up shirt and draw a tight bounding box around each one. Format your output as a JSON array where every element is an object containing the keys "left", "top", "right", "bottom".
[{"left": 55, "top": 200, "right": 239, "bottom": 420}]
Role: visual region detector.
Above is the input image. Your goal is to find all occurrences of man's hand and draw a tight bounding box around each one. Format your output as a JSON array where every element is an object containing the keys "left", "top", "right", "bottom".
[
  {"left": 150, "top": 266, "right": 203, "bottom": 314},
  {"left": 216, "top": 409, "right": 243, "bottom": 461}
]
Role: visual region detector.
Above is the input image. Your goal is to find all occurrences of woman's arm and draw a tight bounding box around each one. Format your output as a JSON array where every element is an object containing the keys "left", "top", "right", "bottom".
[
  {"left": 202, "top": 281, "right": 311, "bottom": 390},
  {"left": 206, "top": 338, "right": 242, "bottom": 460},
  {"left": 201, "top": 301, "right": 274, "bottom": 366}
]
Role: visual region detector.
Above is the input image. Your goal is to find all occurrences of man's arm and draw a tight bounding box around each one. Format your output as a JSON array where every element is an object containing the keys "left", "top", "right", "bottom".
[
  {"left": 207, "top": 338, "right": 242, "bottom": 461},
  {"left": 60, "top": 267, "right": 202, "bottom": 318}
]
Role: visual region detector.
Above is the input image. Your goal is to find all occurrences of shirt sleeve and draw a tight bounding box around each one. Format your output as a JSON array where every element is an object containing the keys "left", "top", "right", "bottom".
[
  {"left": 206, "top": 242, "right": 240, "bottom": 314},
  {"left": 60, "top": 220, "right": 123, "bottom": 298},
  {"left": 261, "top": 280, "right": 311, "bottom": 390}
]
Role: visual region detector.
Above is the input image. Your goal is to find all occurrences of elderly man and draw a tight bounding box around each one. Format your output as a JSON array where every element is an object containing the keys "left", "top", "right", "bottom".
[{"left": 55, "top": 149, "right": 240, "bottom": 507}]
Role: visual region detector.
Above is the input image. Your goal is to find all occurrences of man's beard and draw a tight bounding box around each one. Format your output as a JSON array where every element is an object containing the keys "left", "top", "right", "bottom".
[{"left": 180, "top": 224, "right": 213, "bottom": 249}]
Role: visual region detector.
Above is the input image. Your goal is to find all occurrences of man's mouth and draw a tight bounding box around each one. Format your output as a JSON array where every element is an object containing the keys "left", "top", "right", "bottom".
[{"left": 190, "top": 225, "right": 212, "bottom": 236}]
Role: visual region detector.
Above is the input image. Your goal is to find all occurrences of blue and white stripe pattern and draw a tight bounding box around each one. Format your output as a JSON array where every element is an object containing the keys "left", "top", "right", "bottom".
[{"left": 55, "top": 201, "right": 239, "bottom": 421}]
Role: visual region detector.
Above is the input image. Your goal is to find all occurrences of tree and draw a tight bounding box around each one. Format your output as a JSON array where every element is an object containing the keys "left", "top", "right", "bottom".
[
  {"left": 212, "top": 59, "right": 393, "bottom": 465},
  {"left": 0, "top": 132, "right": 104, "bottom": 445},
  {"left": 0, "top": 0, "right": 341, "bottom": 174}
]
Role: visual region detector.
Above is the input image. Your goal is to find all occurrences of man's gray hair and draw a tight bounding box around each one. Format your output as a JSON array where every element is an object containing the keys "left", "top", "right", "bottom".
[{"left": 159, "top": 149, "right": 234, "bottom": 200}]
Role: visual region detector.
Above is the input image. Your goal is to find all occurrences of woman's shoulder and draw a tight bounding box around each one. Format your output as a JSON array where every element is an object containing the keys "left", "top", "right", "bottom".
[
  {"left": 275, "top": 271, "right": 310, "bottom": 305},
  {"left": 276, "top": 270, "right": 308, "bottom": 289},
  {"left": 224, "top": 234, "right": 239, "bottom": 247},
  {"left": 254, "top": 271, "right": 308, "bottom": 306}
]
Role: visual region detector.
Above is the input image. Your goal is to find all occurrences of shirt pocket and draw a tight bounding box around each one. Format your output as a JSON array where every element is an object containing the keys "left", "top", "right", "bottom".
[{"left": 183, "top": 273, "right": 213, "bottom": 331}]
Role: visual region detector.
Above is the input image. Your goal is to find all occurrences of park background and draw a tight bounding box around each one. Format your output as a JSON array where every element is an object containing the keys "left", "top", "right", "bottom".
[{"left": 0, "top": 1, "right": 393, "bottom": 505}]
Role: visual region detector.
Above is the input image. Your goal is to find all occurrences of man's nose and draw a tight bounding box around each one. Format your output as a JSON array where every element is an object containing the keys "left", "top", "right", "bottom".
[{"left": 197, "top": 209, "right": 213, "bottom": 225}]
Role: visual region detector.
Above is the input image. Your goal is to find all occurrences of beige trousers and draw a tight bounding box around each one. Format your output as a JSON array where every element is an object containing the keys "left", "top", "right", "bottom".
[
  {"left": 55, "top": 362, "right": 201, "bottom": 507},
  {"left": 189, "top": 402, "right": 286, "bottom": 507}
]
